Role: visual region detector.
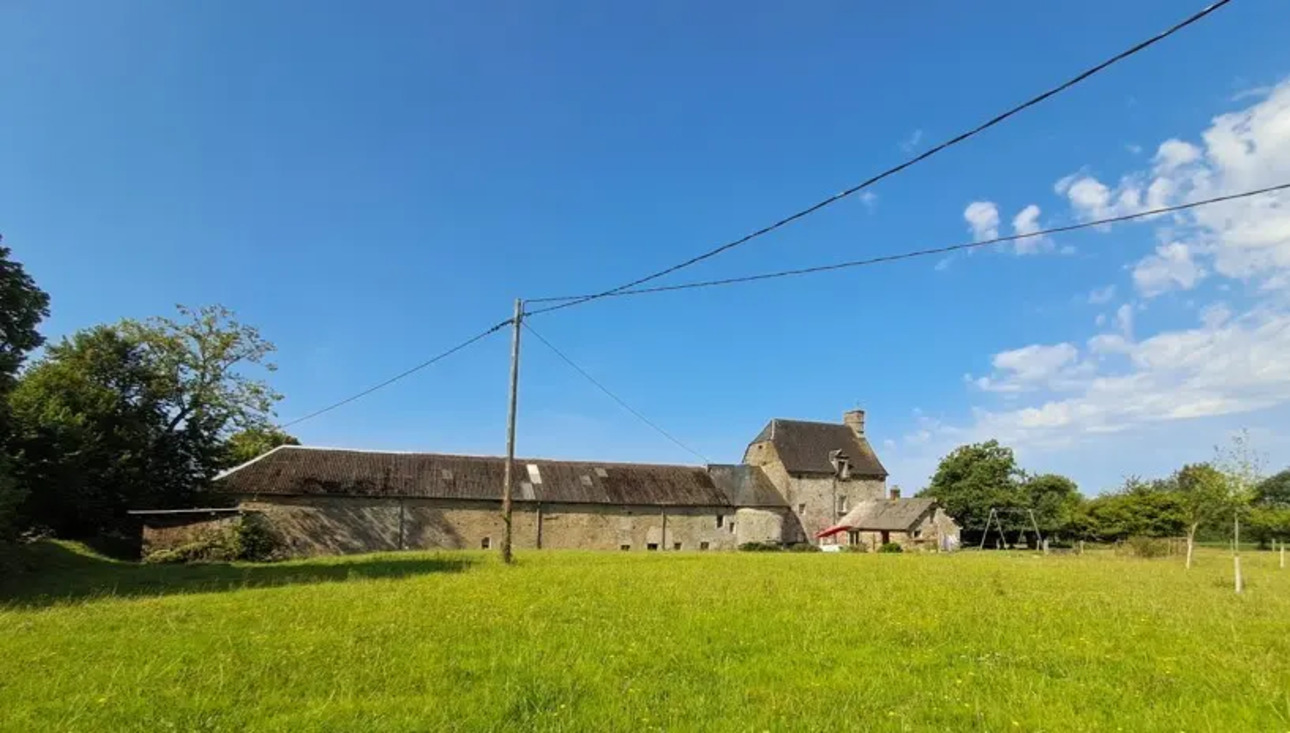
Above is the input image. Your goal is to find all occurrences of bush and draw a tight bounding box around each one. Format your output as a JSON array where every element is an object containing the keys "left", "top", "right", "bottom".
[
  {"left": 1121, "top": 536, "right": 1170, "bottom": 559},
  {"left": 738, "top": 541, "right": 782, "bottom": 552},
  {"left": 234, "top": 513, "right": 283, "bottom": 562},
  {"left": 785, "top": 542, "right": 821, "bottom": 553},
  {"left": 878, "top": 542, "right": 904, "bottom": 553},
  {"left": 143, "top": 513, "right": 283, "bottom": 564},
  {"left": 842, "top": 542, "right": 868, "bottom": 553}
]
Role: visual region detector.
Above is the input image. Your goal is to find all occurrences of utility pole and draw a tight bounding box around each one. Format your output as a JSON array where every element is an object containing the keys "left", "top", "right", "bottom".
[{"left": 500, "top": 298, "right": 523, "bottom": 564}]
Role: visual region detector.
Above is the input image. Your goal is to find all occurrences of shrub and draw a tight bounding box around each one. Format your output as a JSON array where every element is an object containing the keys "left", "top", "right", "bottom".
[
  {"left": 143, "top": 513, "right": 283, "bottom": 564},
  {"left": 842, "top": 542, "right": 868, "bottom": 553},
  {"left": 785, "top": 542, "right": 821, "bottom": 553},
  {"left": 878, "top": 542, "right": 904, "bottom": 553},
  {"left": 1122, "top": 536, "right": 1170, "bottom": 559},
  {"left": 234, "top": 513, "right": 283, "bottom": 562},
  {"left": 738, "top": 541, "right": 782, "bottom": 552}
]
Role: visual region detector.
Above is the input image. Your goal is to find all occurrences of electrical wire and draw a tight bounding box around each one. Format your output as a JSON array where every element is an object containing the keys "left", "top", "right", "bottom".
[
  {"left": 279, "top": 318, "right": 513, "bottom": 429},
  {"left": 522, "top": 321, "right": 711, "bottom": 464},
  {"left": 526, "top": 181, "right": 1289, "bottom": 305},
  {"left": 524, "top": 0, "right": 1234, "bottom": 315}
]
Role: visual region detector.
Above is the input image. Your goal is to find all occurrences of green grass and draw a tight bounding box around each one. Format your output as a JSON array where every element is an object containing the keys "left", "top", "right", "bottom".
[{"left": 3, "top": 543, "right": 1289, "bottom": 732}]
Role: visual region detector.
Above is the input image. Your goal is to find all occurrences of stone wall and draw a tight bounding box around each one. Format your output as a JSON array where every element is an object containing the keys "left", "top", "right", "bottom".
[
  {"left": 140, "top": 514, "right": 240, "bottom": 556},
  {"left": 236, "top": 495, "right": 763, "bottom": 556}
]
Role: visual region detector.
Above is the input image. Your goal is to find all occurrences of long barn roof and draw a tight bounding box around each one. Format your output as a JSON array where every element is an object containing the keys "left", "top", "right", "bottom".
[{"left": 215, "top": 446, "right": 763, "bottom": 507}]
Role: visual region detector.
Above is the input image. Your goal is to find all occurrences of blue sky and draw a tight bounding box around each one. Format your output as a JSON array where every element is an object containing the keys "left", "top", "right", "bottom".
[{"left": 5, "top": 0, "right": 1290, "bottom": 494}]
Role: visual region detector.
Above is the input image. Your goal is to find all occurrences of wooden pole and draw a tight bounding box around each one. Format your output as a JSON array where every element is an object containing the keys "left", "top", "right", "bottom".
[
  {"left": 500, "top": 298, "right": 523, "bottom": 565},
  {"left": 1234, "top": 512, "right": 1243, "bottom": 594},
  {"left": 1280, "top": 539, "right": 1285, "bottom": 569}
]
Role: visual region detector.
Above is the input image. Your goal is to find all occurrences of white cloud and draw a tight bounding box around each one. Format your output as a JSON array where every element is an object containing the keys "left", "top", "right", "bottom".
[
  {"left": 1114, "top": 303, "right": 1134, "bottom": 338},
  {"left": 1088, "top": 285, "right": 1117, "bottom": 304},
  {"left": 859, "top": 190, "right": 878, "bottom": 210},
  {"left": 964, "top": 201, "right": 1000, "bottom": 241},
  {"left": 900, "top": 129, "right": 923, "bottom": 153},
  {"left": 969, "top": 343, "right": 1086, "bottom": 393},
  {"left": 1153, "top": 139, "right": 1202, "bottom": 172},
  {"left": 1126, "top": 143, "right": 1143, "bottom": 155},
  {"left": 1011, "top": 204, "right": 1051, "bottom": 255},
  {"left": 1132, "top": 242, "right": 1206, "bottom": 297}
]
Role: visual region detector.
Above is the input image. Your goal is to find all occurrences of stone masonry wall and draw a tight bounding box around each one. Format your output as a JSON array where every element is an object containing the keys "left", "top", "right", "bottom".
[{"left": 238, "top": 496, "right": 751, "bottom": 556}]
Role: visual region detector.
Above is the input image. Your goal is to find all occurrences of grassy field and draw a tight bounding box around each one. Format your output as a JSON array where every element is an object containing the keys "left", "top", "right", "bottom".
[{"left": 2, "top": 543, "right": 1288, "bottom": 732}]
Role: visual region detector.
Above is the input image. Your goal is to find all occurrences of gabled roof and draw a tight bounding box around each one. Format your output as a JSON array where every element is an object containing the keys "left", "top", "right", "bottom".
[
  {"left": 833, "top": 498, "right": 937, "bottom": 531},
  {"left": 214, "top": 446, "right": 735, "bottom": 507},
  {"left": 707, "top": 464, "right": 786, "bottom": 507},
  {"left": 748, "top": 419, "right": 887, "bottom": 477}
]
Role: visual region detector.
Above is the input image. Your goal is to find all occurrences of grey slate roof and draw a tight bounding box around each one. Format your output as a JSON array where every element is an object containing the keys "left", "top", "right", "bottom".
[
  {"left": 748, "top": 419, "right": 888, "bottom": 477},
  {"left": 707, "top": 464, "right": 786, "bottom": 507},
  {"left": 215, "top": 446, "right": 737, "bottom": 507},
  {"left": 834, "top": 498, "right": 937, "bottom": 531}
]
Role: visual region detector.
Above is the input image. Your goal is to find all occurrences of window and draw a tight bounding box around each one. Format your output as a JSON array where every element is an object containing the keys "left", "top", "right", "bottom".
[
  {"left": 848, "top": 530, "right": 861, "bottom": 546},
  {"left": 580, "top": 475, "right": 593, "bottom": 487},
  {"left": 729, "top": 522, "right": 735, "bottom": 534},
  {"left": 716, "top": 515, "right": 724, "bottom": 529},
  {"left": 699, "top": 542, "right": 710, "bottom": 550},
  {"left": 913, "top": 529, "right": 923, "bottom": 539},
  {"left": 673, "top": 542, "right": 682, "bottom": 551},
  {"left": 647, "top": 543, "right": 658, "bottom": 551},
  {"left": 798, "top": 503, "right": 806, "bottom": 515},
  {"left": 837, "top": 496, "right": 848, "bottom": 514},
  {"left": 620, "top": 544, "right": 631, "bottom": 551},
  {"left": 480, "top": 537, "right": 491, "bottom": 549}
]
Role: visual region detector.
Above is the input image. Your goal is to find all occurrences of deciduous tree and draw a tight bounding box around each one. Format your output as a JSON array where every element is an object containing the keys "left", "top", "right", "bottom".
[
  {"left": 0, "top": 243, "right": 49, "bottom": 539},
  {"left": 10, "top": 306, "right": 280, "bottom": 537}
]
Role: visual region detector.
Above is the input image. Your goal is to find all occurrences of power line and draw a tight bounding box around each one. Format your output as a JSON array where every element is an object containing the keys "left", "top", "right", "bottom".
[
  {"left": 522, "top": 321, "right": 711, "bottom": 464},
  {"left": 524, "top": 0, "right": 1233, "bottom": 316},
  {"left": 524, "top": 182, "right": 1289, "bottom": 304},
  {"left": 279, "top": 318, "right": 512, "bottom": 429}
]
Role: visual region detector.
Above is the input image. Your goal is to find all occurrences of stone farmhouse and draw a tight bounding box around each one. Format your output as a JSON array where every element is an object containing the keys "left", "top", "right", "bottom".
[{"left": 138, "top": 409, "right": 960, "bottom": 556}]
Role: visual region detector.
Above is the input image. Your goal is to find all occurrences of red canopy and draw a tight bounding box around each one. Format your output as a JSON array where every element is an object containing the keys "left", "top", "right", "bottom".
[{"left": 815, "top": 524, "right": 848, "bottom": 539}]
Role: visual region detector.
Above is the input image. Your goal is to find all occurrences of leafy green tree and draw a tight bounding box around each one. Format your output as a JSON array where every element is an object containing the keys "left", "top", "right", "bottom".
[
  {"left": 1173, "top": 463, "right": 1231, "bottom": 569},
  {"left": 11, "top": 306, "right": 280, "bottom": 536},
  {"left": 1023, "top": 473, "right": 1081, "bottom": 538},
  {"left": 1255, "top": 469, "right": 1290, "bottom": 508},
  {"left": 1249, "top": 469, "right": 1290, "bottom": 547},
  {"left": 225, "top": 427, "right": 299, "bottom": 467},
  {"left": 0, "top": 243, "right": 50, "bottom": 539},
  {"left": 919, "top": 440, "right": 1023, "bottom": 535},
  {"left": 1071, "top": 477, "right": 1186, "bottom": 542}
]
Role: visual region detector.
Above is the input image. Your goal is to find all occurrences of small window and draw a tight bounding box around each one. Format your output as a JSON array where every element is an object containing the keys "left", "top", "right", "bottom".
[
  {"left": 647, "top": 543, "right": 658, "bottom": 551},
  {"left": 480, "top": 537, "right": 491, "bottom": 549},
  {"left": 526, "top": 463, "right": 543, "bottom": 485},
  {"left": 620, "top": 544, "right": 631, "bottom": 551},
  {"left": 913, "top": 529, "right": 923, "bottom": 539},
  {"left": 595, "top": 467, "right": 609, "bottom": 479},
  {"left": 699, "top": 542, "right": 710, "bottom": 550},
  {"left": 848, "top": 530, "right": 861, "bottom": 545},
  {"left": 837, "top": 496, "right": 848, "bottom": 514},
  {"left": 729, "top": 522, "right": 735, "bottom": 534},
  {"left": 673, "top": 542, "right": 682, "bottom": 551},
  {"left": 580, "top": 475, "right": 593, "bottom": 487},
  {"left": 716, "top": 515, "right": 725, "bottom": 529},
  {"left": 798, "top": 503, "right": 806, "bottom": 515}
]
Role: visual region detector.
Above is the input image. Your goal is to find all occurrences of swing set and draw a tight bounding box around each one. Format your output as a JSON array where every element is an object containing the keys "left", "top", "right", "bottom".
[{"left": 978, "top": 507, "right": 1044, "bottom": 550}]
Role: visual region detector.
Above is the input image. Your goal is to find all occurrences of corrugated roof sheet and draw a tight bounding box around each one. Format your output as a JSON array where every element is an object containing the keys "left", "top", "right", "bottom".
[
  {"left": 748, "top": 419, "right": 887, "bottom": 477},
  {"left": 215, "top": 446, "right": 737, "bottom": 507},
  {"left": 834, "top": 498, "right": 937, "bottom": 531},
  {"left": 707, "top": 464, "right": 786, "bottom": 507}
]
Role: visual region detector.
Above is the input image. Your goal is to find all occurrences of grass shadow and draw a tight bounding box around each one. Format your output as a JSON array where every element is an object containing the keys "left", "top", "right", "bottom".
[{"left": 0, "top": 540, "right": 477, "bottom": 610}]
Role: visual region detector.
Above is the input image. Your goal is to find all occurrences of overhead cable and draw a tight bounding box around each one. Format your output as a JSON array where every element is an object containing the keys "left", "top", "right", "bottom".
[
  {"left": 524, "top": 0, "right": 1234, "bottom": 315},
  {"left": 529, "top": 182, "right": 1290, "bottom": 305}
]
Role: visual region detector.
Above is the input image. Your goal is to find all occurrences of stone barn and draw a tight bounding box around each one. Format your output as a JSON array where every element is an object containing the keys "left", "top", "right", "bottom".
[
  {"left": 207, "top": 447, "right": 790, "bottom": 555},
  {"left": 138, "top": 409, "right": 959, "bottom": 557}
]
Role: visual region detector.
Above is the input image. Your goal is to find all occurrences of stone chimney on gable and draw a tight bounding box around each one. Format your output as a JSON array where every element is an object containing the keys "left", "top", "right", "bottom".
[{"left": 843, "top": 409, "right": 866, "bottom": 439}]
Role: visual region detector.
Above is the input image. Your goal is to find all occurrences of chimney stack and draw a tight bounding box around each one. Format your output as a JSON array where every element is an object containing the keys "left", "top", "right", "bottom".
[
  {"left": 843, "top": 409, "right": 866, "bottom": 438},
  {"left": 889, "top": 487, "right": 901, "bottom": 500}
]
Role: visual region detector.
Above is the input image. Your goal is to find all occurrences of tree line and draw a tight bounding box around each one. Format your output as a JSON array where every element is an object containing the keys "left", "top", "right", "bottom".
[
  {"left": 0, "top": 244, "right": 293, "bottom": 550},
  {"left": 917, "top": 439, "right": 1290, "bottom": 560}
]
